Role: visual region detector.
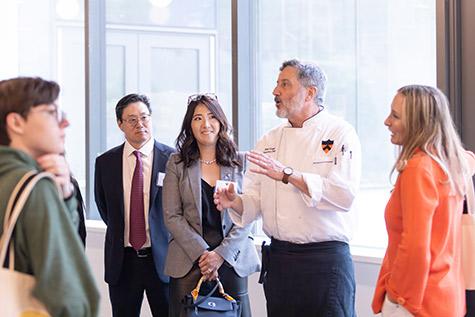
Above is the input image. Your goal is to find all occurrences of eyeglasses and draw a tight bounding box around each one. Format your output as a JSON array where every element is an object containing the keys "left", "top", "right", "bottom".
[
  {"left": 121, "top": 114, "right": 151, "bottom": 127},
  {"left": 187, "top": 93, "right": 218, "bottom": 105},
  {"left": 58, "top": 110, "right": 67, "bottom": 123},
  {"left": 30, "top": 106, "right": 67, "bottom": 124}
]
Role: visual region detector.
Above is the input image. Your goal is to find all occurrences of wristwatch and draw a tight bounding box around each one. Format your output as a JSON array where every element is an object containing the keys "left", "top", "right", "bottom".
[{"left": 282, "top": 167, "right": 293, "bottom": 184}]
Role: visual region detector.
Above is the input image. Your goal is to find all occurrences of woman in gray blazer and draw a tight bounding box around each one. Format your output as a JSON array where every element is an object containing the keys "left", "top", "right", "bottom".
[{"left": 163, "top": 94, "right": 261, "bottom": 317}]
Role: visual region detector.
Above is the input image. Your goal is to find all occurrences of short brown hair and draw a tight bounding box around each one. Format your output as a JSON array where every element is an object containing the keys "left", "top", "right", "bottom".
[{"left": 0, "top": 77, "right": 60, "bottom": 145}]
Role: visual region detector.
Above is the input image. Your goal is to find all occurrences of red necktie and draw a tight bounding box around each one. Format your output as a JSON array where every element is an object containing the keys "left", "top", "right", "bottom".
[{"left": 130, "top": 150, "right": 146, "bottom": 250}]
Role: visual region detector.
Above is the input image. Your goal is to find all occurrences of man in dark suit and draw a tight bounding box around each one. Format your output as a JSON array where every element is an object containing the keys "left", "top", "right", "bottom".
[{"left": 94, "top": 93, "right": 174, "bottom": 317}]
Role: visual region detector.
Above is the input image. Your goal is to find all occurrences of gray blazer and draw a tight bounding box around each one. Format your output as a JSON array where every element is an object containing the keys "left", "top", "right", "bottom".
[{"left": 163, "top": 152, "right": 261, "bottom": 278}]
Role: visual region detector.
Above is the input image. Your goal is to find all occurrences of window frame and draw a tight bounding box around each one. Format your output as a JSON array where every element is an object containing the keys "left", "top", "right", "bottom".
[{"left": 83, "top": 0, "right": 470, "bottom": 253}]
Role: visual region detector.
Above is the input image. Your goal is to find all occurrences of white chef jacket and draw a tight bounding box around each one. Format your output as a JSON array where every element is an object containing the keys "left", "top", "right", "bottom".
[{"left": 230, "top": 110, "right": 361, "bottom": 244}]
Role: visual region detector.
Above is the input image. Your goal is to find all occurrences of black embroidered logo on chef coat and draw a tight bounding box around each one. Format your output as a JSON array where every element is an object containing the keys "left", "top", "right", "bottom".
[{"left": 321, "top": 139, "right": 334, "bottom": 154}]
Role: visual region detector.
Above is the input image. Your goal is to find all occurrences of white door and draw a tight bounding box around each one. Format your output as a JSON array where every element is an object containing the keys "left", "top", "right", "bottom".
[{"left": 107, "top": 30, "right": 214, "bottom": 147}]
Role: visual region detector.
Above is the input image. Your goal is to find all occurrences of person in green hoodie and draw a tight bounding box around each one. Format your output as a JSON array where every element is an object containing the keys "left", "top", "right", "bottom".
[{"left": 0, "top": 77, "right": 100, "bottom": 316}]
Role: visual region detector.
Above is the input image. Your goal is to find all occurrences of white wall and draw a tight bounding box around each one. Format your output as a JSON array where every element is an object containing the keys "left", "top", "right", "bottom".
[{"left": 86, "top": 225, "right": 381, "bottom": 317}]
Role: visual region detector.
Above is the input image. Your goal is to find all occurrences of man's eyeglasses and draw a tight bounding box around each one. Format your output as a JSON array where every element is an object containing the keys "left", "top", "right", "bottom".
[
  {"left": 187, "top": 93, "right": 218, "bottom": 105},
  {"left": 122, "top": 114, "right": 151, "bottom": 127}
]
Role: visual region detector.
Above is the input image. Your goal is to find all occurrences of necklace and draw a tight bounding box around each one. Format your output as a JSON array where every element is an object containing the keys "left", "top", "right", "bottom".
[{"left": 200, "top": 158, "right": 217, "bottom": 165}]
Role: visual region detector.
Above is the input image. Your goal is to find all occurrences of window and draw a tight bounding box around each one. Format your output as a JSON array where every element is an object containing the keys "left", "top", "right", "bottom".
[
  {"left": 84, "top": 0, "right": 232, "bottom": 219},
  {"left": 255, "top": 0, "right": 437, "bottom": 249},
  {"left": 103, "top": 0, "right": 231, "bottom": 152},
  {"left": 0, "top": 0, "right": 87, "bottom": 199},
  {"left": 2, "top": 0, "right": 439, "bottom": 249}
]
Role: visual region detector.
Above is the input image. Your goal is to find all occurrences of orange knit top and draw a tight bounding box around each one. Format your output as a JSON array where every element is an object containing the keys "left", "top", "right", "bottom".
[{"left": 372, "top": 150, "right": 475, "bottom": 316}]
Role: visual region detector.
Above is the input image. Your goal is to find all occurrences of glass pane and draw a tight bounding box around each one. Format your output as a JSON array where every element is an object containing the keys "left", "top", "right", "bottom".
[
  {"left": 106, "top": 45, "right": 126, "bottom": 149},
  {"left": 106, "top": 0, "right": 217, "bottom": 29},
  {"left": 256, "top": 0, "right": 436, "bottom": 249},
  {"left": 150, "top": 47, "right": 199, "bottom": 146},
  {"left": 151, "top": 48, "right": 199, "bottom": 93},
  {"left": 104, "top": 0, "right": 231, "bottom": 156},
  {"left": 55, "top": 0, "right": 84, "bottom": 21},
  {"left": 58, "top": 26, "right": 86, "bottom": 183},
  {"left": 0, "top": 0, "right": 86, "bottom": 199}
]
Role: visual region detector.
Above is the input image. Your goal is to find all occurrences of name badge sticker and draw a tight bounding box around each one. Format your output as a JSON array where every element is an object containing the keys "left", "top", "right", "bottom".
[
  {"left": 215, "top": 180, "right": 237, "bottom": 193},
  {"left": 157, "top": 172, "right": 166, "bottom": 186}
]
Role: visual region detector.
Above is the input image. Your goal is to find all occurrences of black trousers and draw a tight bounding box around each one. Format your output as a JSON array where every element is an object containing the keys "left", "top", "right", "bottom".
[
  {"left": 262, "top": 239, "right": 355, "bottom": 317},
  {"left": 467, "top": 290, "right": 475, "bottom": 317},
  {"left": 169, "top": 264, "right": 251, "bottom": 317},
  {"left": 109, "top": 247, "right": 169, "bottom": 317}
]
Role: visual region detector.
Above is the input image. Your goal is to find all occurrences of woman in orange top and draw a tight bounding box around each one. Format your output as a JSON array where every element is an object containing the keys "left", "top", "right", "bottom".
[{"left": 372, "top": 85, "right": 475, "bottom": 316}]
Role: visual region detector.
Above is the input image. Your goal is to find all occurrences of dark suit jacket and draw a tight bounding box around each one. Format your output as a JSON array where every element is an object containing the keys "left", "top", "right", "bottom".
[
  {"left": 94, "top": 140, "right": 174, "bottom": 285},
  {"left": 71, "top": 176, "right": 86, "bottom": 247}
]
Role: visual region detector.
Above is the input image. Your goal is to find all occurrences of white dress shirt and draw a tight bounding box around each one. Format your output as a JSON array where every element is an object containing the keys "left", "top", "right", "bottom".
[
  {"left": 230, "top": 110, "right": 362, "bottom": 244},
  {"left": 122, "top": 138, "right": 154, "bottom": 248}
]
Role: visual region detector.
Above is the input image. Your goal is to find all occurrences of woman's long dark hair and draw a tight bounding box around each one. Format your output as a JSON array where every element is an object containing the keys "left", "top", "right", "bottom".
[{"left": 176, "top": 95, "right": 240, "bottom": 168}]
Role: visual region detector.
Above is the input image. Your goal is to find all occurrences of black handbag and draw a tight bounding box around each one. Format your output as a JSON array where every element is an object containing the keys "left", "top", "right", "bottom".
[{"left": 182, "top": 276, "right": 240, "bottom": 317}]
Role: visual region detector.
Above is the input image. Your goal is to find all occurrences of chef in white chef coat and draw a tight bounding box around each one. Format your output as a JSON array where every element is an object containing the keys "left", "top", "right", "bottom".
[{"left": 214, "top": 59, "right": 361, "bottom": 317}]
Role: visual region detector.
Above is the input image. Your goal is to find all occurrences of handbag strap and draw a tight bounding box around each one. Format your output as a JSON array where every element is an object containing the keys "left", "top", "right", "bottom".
[
  {"left": 189, "top": 279, "right": 221, "bottom": 307},
  {"left": 2, "top": 170, "right": 36, "bottom": 270},
  {"left": 2, "top": 170, "right": 37, "bottom": 234},
  {"left": 466, "top": 176, "right": 475, "bottom": 215},
  {"left": 190, "top": 276, "right": 236, "bottom": 304},
  {"left": 0, "top": 171, "right": 54, "bottom": 267}
]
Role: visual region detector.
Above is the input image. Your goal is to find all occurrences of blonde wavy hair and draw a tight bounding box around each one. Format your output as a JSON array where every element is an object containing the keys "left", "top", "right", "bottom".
[{"left": 391, "top": 85, "right": 468, "bottom": 195}]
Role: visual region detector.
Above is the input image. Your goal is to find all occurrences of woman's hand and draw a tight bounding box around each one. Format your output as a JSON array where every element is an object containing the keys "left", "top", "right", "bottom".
[
  {"left": 386, "top": 293, "right": 398, "bottom": 304},
  {"left": 203, "top": 269, "right": 219, "bottom": 281},
  {"left": 199, "top": 251, "right": 224, "bottom": 280}
]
